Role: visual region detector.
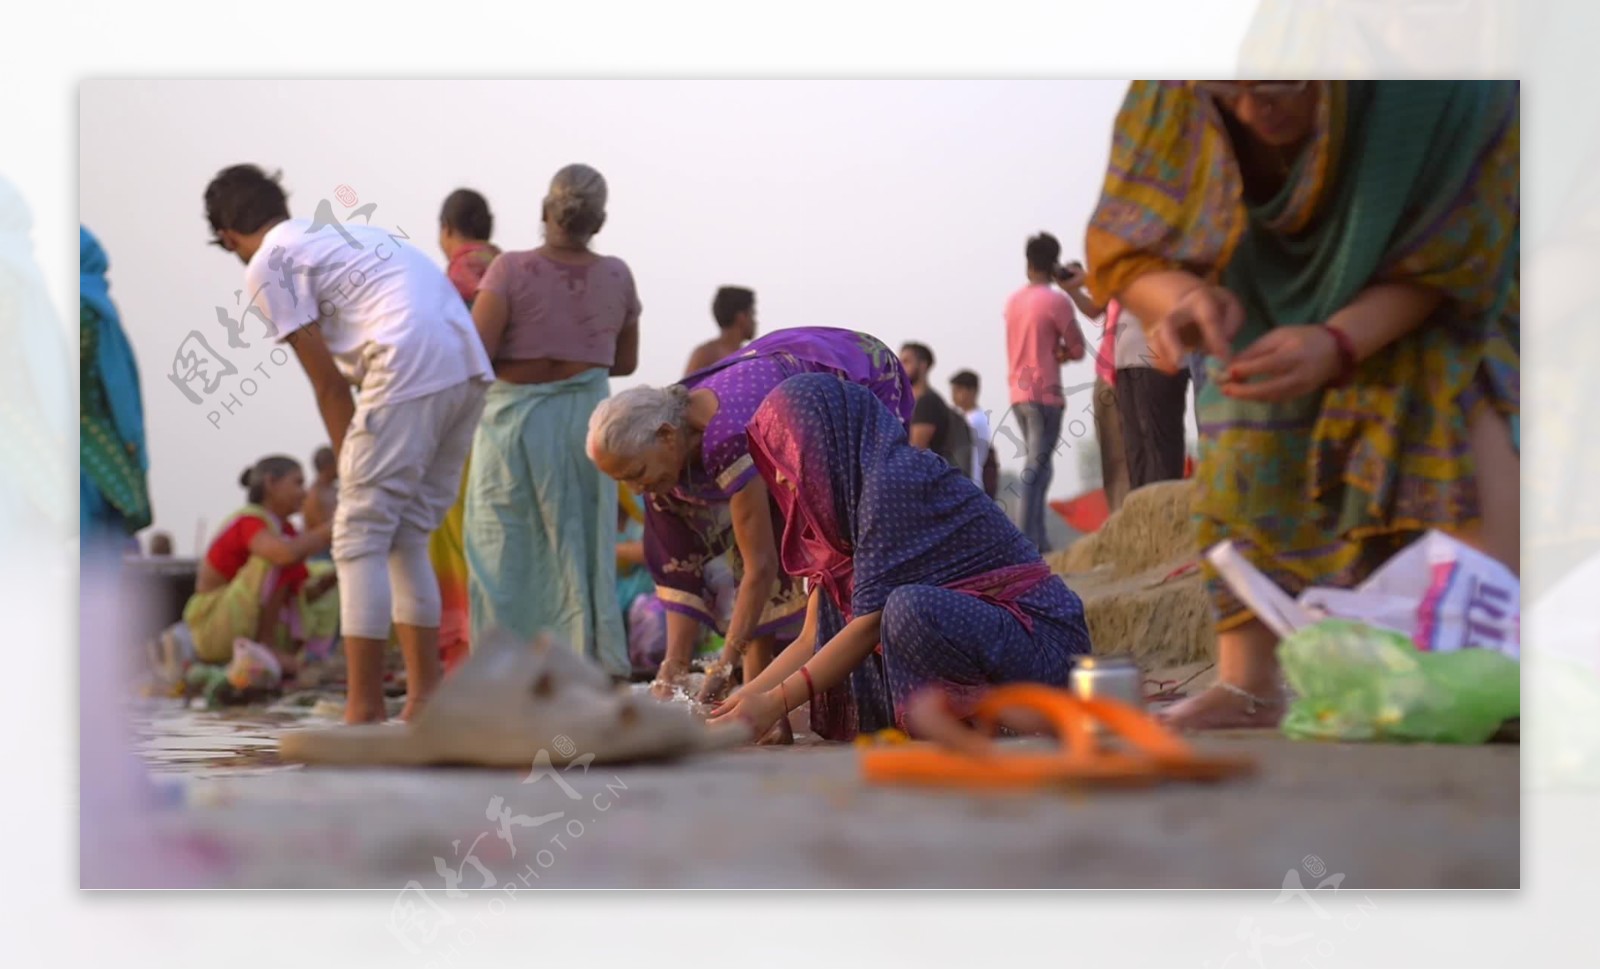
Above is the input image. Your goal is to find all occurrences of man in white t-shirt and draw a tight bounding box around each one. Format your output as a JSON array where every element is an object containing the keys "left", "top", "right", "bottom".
[
  {"left": 1111, "top": 305, "right": 1190, "bottom": 491},
  {"left": 949, "top": 369, "right": 996, "bottom": 497},
  {"left": 204, "top": 164, "right": 492, "bottom": 725}
]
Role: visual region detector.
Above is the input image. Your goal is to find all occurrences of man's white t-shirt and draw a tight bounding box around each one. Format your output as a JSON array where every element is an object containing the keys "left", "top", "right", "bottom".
[
  {"left": 245, "top": 218, "right": 492, "bottom": 409},
  {"left": 1114, "top": 307, "right": 1188, "bottom": 374},
  {"left": 964, "top": 408, "right": 991, "bottom": 489}
]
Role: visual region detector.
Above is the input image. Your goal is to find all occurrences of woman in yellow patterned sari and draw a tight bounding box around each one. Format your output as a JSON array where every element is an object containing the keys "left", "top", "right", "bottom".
[
  {"left": 429, "top": 189, "right": 499, "bottom": 674},
  {"left": 1085, "top": 81, "right": 1519, "bottom": 729}
]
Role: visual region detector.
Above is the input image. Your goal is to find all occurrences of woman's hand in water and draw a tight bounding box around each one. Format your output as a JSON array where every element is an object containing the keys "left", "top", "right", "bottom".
[
  {"left": 707, "top": 686, "right": 783, "bottom": 742},
  {"left": 1152, "top": 284, "right": 1245, "bottom": 371},
  {"left": 1222, "top": 324, "right": 1343, "bottom": 402},
  {"left": 695, "top": 657, "right": 736, "bottom": 704},
  {"left": 694, "top": 640, "right": 746, "bottom": 703},
  {"left": 650, "top": 657, "right": 691, "bottom": 700}
]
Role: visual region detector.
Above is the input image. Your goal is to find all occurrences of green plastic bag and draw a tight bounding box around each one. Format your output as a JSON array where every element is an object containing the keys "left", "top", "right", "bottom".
[
  {"left": 697, "top": 631, "right": 725, "bottom": 659},
  {"left": 1279, "top": 619, "right": 1520, "bottom": 744}
]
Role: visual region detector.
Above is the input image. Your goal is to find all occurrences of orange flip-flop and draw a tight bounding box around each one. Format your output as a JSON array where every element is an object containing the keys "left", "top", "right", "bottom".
[{"left": 860, "top": 684, "right": 1255, "bottom": 790}]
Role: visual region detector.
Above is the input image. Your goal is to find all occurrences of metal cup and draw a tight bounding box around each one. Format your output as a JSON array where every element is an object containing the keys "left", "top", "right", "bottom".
[{"left": 1069, "top": 655, "right": 1145, "bottom": 737}]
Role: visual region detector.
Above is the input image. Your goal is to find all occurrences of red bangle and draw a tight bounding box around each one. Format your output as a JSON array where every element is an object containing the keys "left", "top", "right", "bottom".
[
  {"left": 799, "top": 666, "right": 815, "bottom": 702},
  {"left": 1324, "top": 325, "right": 1357, "bottom": 387}
]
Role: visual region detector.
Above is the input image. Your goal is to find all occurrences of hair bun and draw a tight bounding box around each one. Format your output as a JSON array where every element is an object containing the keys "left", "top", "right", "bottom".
[
  {"left": 550, "top": 192, "right": 587, "bottom": 224},
  {"left": 239, "top": 467, "right": 254, "bottom": 489}
]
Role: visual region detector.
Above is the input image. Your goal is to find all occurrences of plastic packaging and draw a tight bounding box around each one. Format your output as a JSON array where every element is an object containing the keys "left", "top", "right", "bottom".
[
  {"left": 1279, "top": 619, "right": 1520, "bottom": 744},
  {"left": 1210, "top": 531, "right": 1520, "bottom": 659},
  {"left": 226, "top": 637, "right": 283, "bottom": 692}
]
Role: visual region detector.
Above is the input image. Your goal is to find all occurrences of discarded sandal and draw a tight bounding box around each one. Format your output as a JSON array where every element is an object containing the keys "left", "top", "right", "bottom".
[
  {"left": 279, "top": 630, "right": 748, "bottom": 768},
  {"left": 860, "top": 684, "right": 1256, "bottom": 790}
]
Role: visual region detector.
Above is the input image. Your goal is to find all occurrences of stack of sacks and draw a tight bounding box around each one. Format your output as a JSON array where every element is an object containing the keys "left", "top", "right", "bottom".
[{"left": 1046, "top": 479, "right": 1215, "bottom": 669}]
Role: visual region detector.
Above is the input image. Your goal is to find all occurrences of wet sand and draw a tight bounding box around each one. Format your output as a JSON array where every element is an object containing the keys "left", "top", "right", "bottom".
[{"left": 126, "top": 698, "right": 1518, "bottom": 889}]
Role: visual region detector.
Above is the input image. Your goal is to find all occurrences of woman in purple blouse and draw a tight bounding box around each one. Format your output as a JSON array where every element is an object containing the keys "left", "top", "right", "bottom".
[{"left": 587, "top": 327, "right": 912, "bottom": 720}]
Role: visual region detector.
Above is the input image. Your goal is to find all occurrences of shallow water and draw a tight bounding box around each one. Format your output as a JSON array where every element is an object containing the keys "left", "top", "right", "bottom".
[
  {"left": 628, "top": 675, "right": 715, "bottom": 716},
  {"left": 129, "top": 695, "right": 350, "bottom": 778},
  {"left": 131, "top": 670, "right": 821, "bottom": 779}
]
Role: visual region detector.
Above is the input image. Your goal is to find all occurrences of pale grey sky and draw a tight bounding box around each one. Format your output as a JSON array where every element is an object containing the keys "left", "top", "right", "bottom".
[{"left": 81, "top": 80, "right": 1136, "bottom": 554}]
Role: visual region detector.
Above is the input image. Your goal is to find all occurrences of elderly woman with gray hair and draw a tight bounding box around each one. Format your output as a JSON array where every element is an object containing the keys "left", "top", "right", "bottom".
[
  {"left": 466, "top": 164, "right": 641, "bottom": 678},
  {"left": 586, "top": 327, "right": 912, "bottom": 724}
]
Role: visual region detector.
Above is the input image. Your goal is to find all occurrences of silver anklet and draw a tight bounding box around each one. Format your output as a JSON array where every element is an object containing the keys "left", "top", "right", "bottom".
[{"left": 1217, "top": 682, "right": 1274, "bottom": 714}]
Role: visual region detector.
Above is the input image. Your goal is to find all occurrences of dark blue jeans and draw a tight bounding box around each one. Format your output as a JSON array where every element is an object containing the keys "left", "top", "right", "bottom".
[{"left": 1013, "top": 402, "right": 1064, "bottom": 554}]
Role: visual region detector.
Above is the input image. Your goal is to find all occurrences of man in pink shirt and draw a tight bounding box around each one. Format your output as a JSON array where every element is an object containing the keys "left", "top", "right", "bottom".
[{"left": 1004, "top": 232, "right": 1087, "bottom": 553}]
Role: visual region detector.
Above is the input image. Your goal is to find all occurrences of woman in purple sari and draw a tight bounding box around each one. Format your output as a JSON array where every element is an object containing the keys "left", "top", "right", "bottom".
[
  {"left": 707, "top": 374, "right": 1091, "bottom": 742},
  {"left": 586, "top": 327, "right": 914, "bottom": 710}
]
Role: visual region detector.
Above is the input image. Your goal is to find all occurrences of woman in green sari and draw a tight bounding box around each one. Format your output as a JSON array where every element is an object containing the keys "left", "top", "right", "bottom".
[
  {"left": 184, "top": 456, "right": 338, "bottom": 669},
  {"left": 1085, "top": 81, "right": 1520, "bottom": 729},
  {"left": 80, "top": 226, "right": 151, "bottom": 550}
]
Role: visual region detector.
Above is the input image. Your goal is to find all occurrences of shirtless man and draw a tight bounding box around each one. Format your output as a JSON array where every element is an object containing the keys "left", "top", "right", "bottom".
[
  {"left": 302, "top": 446, "right": 337, "bottom": 554},
  {"left": 683, "top": 286, "right": 757, "bottom": 375}
]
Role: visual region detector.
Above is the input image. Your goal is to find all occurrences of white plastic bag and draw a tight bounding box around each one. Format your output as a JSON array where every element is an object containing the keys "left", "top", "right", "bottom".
[
  {"left": 1209, "top": 531, "right": 1520, "bottom": 660},
  {"left": 227, "top": 637, "right": 284, "bottom": 691}
]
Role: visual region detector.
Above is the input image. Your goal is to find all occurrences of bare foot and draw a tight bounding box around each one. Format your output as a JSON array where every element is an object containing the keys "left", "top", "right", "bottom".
[
  {"left": 396, "top": 689, "right": 436, "bottom": 724},
  {"left": 343, "top": 698, "right": 386, "bottom": 725},
  {"left": 905, "top": 689, "right": 994, "bottom": 756},
  {"left": 757, "top": 716, "right": 794, "bottom": 745},
  {"left": 1158, "top": 683, "right": 1284, "bottom": 731}
]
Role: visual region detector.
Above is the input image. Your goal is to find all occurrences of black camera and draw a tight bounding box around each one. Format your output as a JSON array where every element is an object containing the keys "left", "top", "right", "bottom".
[{"left": 1052, "top": 260, "right": 1085, "bottom": 284}]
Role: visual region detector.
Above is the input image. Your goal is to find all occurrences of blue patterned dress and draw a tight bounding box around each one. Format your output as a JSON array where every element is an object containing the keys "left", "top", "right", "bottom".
[
  {"left": 643, "top": 327, "right": 913, "bottom": 639},
  {"left": 747, "top": 374, "right": 1092, "bottom": 739}
]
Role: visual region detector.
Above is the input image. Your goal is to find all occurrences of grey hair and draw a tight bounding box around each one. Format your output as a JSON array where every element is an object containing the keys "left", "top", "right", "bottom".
[
  {"left": 587, "top": 385, "right": 691, "bottom": 462},
  {"left": 543, "top": 163, "right": 608, "bottom": 242}
]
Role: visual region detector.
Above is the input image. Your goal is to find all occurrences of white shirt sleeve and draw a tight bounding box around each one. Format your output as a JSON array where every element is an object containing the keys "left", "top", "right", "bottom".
[
  {"left": 966, "top": 410, "right": 992, "bottom": 486},
  {"left": 245, "top": 237, "right": 322, "bottom": 340}
]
